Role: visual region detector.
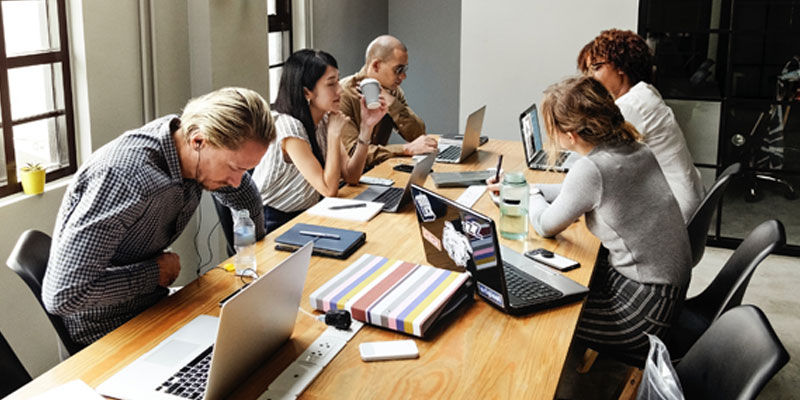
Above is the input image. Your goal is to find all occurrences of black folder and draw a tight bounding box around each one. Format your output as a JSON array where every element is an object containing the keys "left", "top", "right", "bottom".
[{"left": 274, "top": 223, "right": 366, "bottom": 259}]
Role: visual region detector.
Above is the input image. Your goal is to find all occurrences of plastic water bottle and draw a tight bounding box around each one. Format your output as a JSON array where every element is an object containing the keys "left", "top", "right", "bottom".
[
  {"left": 499, "top": 172, "right": 529, "bottom": 240},
  {"left": 233, "top": 209, "right": 256, "bottom": 275}
]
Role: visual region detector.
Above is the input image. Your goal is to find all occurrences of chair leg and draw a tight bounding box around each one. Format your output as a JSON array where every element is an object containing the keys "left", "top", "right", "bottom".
[
  {"left": 616, "top": 366, "right": 643, "bottom": 400},
  {"left": 576, "top": 348, "right": 599, "bottom": 374}
]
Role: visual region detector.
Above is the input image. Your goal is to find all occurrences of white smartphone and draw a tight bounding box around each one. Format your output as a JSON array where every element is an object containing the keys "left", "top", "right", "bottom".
[
  {"left": 524, "top": 248, "right": 580, "bottom": 271},
  {"left": 359, "top": 339, "right": 419, "bottom": 362}
]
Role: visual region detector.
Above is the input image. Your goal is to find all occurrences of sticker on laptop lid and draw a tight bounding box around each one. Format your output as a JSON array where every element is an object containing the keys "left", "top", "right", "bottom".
[
  {"left": 477, "top": 282, "right": 504, "bottom": 308},
  {"left": 421, "top": 225, "right": 442, "bottom": 251}
]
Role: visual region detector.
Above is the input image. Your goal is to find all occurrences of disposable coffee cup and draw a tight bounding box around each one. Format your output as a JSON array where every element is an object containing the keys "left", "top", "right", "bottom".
[{"left": 359, "top": 78, "right": 381, "bottom": 109}]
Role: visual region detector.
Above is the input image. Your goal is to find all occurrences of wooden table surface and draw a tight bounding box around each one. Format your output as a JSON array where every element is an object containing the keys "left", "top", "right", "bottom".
[{"left": 9, "top": 139, "right": 600, "bottom": 400}]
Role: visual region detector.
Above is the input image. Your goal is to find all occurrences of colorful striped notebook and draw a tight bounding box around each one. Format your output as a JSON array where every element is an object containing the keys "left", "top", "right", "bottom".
[{"left": 309, "top": 254, "right": 472, "bottom": 337}]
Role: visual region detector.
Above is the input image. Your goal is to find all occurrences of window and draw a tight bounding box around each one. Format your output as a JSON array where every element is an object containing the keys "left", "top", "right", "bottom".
[
  {"left": 268, "top": 0, "right": 292, "bottom": 103},
  {"left": 0, "top": 0, "right": 75, "bottom": 197}
]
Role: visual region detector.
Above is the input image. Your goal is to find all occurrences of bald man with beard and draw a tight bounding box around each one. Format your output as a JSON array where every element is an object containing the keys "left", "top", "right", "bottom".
[{"left": 339, "top": 35, "right": 437, "bottom": 168}]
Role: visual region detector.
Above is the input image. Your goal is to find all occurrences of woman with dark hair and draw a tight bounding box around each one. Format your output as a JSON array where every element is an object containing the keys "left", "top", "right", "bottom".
[
  {"left": 579, "top": 29, "right": 704, "bottom": 223},
  {"left": 252, "top": 49, "right": 387, "bottom": 231},
  {"left": 531, "top": 76, "right": 691, "bottom": 363}
]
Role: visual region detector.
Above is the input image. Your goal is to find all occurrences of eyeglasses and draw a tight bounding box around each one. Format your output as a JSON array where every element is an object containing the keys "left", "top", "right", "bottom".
[
  {"left": 589, "top": 61, "right": 608, "bottom": 72},
  {"left": 393, "top": 64, "right": 409, "bottom": 75}
]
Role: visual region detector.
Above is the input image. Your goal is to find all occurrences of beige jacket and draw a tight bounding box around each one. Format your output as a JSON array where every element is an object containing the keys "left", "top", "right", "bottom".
[{"left": 339, "top": 71, "right": 426, "bottom": 167}]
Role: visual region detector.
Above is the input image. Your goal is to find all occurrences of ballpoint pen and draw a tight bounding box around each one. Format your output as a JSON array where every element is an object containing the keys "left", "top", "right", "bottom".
[
  {"left": 494, "top": 155, "right": 503, "bottom": 183},
  {"left": 329, "top": 203, "right": 367, "bottom": 210},
  {"left": 299, "top": 230, "right": 341, "bottom": 240}
]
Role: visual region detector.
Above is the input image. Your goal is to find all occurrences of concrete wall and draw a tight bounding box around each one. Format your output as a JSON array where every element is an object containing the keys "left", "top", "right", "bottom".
[
  {"left": 459, "top": 0, "right": 639, "bottom": 140},
  {"left": 388, "top": 0, "right": 461, "bottom": 135},
  {"left": 311, "top": 0, "right": 388, "bottom": 77}
]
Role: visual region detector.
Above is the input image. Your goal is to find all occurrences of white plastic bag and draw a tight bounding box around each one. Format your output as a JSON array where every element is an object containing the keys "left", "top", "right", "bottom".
[{"left": 636, "top": 334, "right": 684, "bottom": 400}]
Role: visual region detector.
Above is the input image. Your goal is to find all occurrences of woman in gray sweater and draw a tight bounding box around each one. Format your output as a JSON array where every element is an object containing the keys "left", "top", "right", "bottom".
[{"left": 530, "top": 76, "right": 691, "bottom": 363}]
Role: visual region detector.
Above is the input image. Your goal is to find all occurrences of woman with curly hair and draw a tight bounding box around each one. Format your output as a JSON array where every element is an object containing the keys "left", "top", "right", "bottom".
[
  {"left": 579, "top": 29, "right": 704, "bottom": 223},
  {"left": 531, "top": 76, "right": 691, "bottom": 364}
]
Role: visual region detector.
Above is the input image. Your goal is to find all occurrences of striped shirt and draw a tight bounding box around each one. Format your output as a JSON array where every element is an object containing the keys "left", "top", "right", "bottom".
[
  {"left": 43, "top": 115, "right": 266, "bottom": 345},
  {"left": 252, "top": 112, "right": 329, "bottom": 212}
]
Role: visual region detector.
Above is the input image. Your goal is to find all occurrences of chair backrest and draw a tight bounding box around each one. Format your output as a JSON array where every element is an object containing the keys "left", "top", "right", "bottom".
[
  {"left": 0, "top": 330, "right": 31, "bottom": 397},
  {"left": 687, "top": 219, "right": 785, "bottom": 324},
  {"left": 676, "top": 305, "right": 789, "bottom": 400},
  {"left": 687, "top": 162, "right": 741, "bottom": 267},
  {"left": 6, "top": 229, "right": 84, "bottom": 356}
]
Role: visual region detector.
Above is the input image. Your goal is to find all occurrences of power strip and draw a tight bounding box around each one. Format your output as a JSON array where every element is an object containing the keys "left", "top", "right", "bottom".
[
  {"left": 456, "top": 185, "right": 486, "bottom": 207},
  {"left": 258, "top": 320, "right": 363, "bottom": 400}
]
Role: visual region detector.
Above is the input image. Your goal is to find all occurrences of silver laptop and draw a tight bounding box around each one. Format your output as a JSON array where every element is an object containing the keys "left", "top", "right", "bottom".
[
  {"left": 520, "top": 103, "right": 580, "bottom": 172},
  {"left": 410, "top": 184, "right": 588, "bottom": 315},
  {"left": 354, "top": 152, "right": 435, "bottom": 212},
  {"left": 97, "top": 242, "right": 313, "bottom": 400},
  {"left": 436, "top": 106, "right": 486, "bottom": 163}
]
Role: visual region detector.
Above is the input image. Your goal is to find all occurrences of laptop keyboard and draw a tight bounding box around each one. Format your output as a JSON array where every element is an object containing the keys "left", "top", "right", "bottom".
[
  {"left": 155, "top": 345, "right": 213, "bottom": 399},
  {"left": 503, "top": 263, "right": 563, "bottom": 304},
  {"left": 373, "top": 186, "right": 403, "bottom": 210},
  {"left": 437, "top": 146, "right": 461, "bottom": 161}
]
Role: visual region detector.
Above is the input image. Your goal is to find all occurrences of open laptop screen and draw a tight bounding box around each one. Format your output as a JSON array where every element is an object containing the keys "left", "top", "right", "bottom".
[
  {"left": 411, "top": 184, "right": 507, "bottom": 308},
  {"left": 519, "top": 103, "right": 543, "bottom": 165}
]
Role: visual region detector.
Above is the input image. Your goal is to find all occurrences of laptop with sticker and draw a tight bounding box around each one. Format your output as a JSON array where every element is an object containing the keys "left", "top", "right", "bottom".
[{"left": 410, "top": 184, "right": 588, "bottom": 315}]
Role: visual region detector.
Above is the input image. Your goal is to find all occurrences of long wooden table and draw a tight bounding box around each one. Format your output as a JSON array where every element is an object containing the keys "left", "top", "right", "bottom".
[{"left": 9, "top": 139, "right": 600, "bottom": 399}]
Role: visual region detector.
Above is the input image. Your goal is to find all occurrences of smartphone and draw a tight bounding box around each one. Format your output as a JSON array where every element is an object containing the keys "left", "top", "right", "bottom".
[
  {"left": 359, "top": 340, "right": 419, "bottom": 362},
  {"left": 393, "top": 164, "right": 414, "bottom": 173},
  {"left": 524, "top": 248, "right": 580, "bottom": 271}
]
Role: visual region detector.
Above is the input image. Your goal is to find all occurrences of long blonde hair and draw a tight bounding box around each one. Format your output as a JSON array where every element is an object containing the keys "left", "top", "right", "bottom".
[
  {"left": 540, "top": 76, "right": 641, "bottom": 165},
  {"left": 180, "top": 87, "right": 275, "bottom": 149}
]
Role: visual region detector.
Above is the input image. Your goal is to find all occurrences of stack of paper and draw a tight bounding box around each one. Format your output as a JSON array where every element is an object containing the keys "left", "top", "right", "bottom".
[
  {"left": 309, "top": 254, "right": 470, "bottom": 337},
  {"left": 306, "top": 197, "right": 384, "bottom": 222}
]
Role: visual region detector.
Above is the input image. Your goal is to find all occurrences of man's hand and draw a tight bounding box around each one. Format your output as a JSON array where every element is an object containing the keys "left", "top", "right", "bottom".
[
  {"left": 380, "top": 87, "right": 396, "bottom": 109},
  {"left": 157, "top": 252, "right": 180, "bottom": 287},
  {"left": 403, "top": 135, "right": 438, "bottom": 156}
]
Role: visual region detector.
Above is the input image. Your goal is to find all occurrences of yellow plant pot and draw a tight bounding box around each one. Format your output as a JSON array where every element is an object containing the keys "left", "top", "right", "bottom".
[{"left": 21, "top": 169, "right": 46, "bottom": 195}]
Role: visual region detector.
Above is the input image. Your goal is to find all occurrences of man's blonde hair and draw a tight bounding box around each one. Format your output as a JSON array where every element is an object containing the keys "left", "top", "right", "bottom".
[{"left": 180, "top": 87, "right": 275, "bottom": 149}]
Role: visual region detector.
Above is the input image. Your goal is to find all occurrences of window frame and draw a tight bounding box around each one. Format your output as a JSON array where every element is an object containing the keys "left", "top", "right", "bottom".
[
  {"left": 268, "top": 0, "right": 292, "bottom": 100},
  {"left": 0, "top": 0, "right": 76, "bottom": 197}
]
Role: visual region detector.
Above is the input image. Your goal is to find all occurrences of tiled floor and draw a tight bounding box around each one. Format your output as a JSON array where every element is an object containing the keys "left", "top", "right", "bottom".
[{"left": 557, "top": 246, "right": 798, "bottom": 399}]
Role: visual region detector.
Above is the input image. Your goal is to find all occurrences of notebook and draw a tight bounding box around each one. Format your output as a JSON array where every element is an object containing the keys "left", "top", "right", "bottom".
[
  {"left": 306, "top": 197, "right": 384, "bottom": 222},
  {"left": 354, "top": 153, "right": 435, "bottom": 213},
  {"left": 275, "top": 223, "right": 366, "bottom": 259},
  {"left": 436, "top": 106, "right": 486, "bottom": 163},
  {"left": 410, "top": 184, "right": 588, "bottom": 315},
  {"left": 309, "top": 253, "right": 473, "bottom": 337},
  {"left": 96, "top": 243, "right": 313, "bottom": 400},
  {"left": 519, "top": 102, "right": 580, "bottom": 172}
]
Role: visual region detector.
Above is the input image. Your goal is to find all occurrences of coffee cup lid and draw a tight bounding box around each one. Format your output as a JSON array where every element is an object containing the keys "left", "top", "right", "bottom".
[{"left": 359, "top": 78, "right": 380, "bottom": 88}]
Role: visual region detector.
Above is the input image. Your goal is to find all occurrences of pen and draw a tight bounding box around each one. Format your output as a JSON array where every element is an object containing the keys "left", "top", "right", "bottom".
[
  {"left": 299, "top": 230, "right": 341, "bottom": 240},
  {"left": 494, "top": 155, "right": 503, "bottom": 183},
  {"left": 329, "top": 203, "right": 367, "bottom": 210}
]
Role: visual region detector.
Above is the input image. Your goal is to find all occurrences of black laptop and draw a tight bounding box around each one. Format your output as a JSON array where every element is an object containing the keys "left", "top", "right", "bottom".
[
  {"left": 410, "top": 184, "right": 588, "bottom": 315},
  {"left": 520, "top": 102, "right": 580, "bottom": 172}
]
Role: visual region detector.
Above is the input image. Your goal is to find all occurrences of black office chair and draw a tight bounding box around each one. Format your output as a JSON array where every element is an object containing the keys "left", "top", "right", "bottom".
[
  {"left": 669, "top": 219, "right": 785, "bottom": 359},
  {"left": 675, "top": 305, "right": 789, "bottom": 400},
  {"left": 0, "top": 330, "right": 31, "bottom": 397},
  {"left": 687, "top": 162, "right": 741, "bottom": 267},
  {"left": 6, "top": 229, "right": 85, "bottom": 358}
]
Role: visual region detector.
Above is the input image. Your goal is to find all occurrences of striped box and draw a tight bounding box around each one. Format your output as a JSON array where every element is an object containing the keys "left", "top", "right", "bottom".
[{"left": 309, "top": 254, "right": 471, "bottom": 337}]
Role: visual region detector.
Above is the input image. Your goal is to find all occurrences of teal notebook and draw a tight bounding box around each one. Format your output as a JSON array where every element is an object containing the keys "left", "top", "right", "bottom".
[{"left": 274, "top": 223, "right": 366, "bottom": 259}]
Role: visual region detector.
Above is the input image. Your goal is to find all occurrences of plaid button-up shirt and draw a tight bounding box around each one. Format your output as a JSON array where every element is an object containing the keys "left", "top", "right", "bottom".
[{"left": 43, "top": 115, "right": 266, "bottom": 345}]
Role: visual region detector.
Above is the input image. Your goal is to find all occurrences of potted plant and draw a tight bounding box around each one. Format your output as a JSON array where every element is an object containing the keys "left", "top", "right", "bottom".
[{"left": 20, "top": 162, "right": 46, "bottom": 195}]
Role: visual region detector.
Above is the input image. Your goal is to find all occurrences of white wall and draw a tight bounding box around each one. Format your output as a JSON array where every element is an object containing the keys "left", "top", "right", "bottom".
[
  {"left": 388, "top": 0, "right": 461, "bottom": 134},
  {"left": 460, "top": 0, "right": 639, "bottom": 140}
]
